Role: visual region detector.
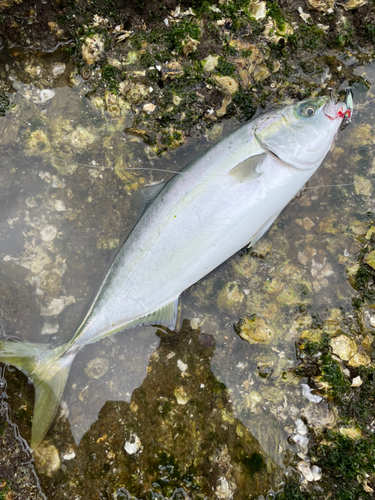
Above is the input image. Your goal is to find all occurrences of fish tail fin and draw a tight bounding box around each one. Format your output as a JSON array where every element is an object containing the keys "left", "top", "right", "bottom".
[{"left": 0, "top": 339, "right": 76, "bottom": 450}]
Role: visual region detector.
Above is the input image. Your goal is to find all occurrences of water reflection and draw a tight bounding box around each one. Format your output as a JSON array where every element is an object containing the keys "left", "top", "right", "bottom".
[{"left": 0, "top": 56, "right": 374, "bottom": 498}]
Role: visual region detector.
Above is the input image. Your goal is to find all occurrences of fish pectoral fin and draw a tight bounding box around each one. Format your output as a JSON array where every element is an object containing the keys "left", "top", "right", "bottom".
[
  {"left": 126, "top": 297, "right": 180, "bottom": 331},
  {"left": 247, "top": 211, "right": 281, "bottom": 249},
  {"left": 132, "top": 182, "right": 167, "bottom": 217},
  {"left": 228, "top": 153, "right": 267, "bottom": 183}
]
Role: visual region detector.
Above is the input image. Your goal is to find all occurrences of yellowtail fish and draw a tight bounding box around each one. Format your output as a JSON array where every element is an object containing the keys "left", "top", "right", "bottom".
[{"left": 0, "top": 92, "right": 353, "bottom": 450}]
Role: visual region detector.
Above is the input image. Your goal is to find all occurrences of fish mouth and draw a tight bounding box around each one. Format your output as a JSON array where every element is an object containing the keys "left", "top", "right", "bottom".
[{"left": 324, "top": 89, "right": 353, "bottom": 122}]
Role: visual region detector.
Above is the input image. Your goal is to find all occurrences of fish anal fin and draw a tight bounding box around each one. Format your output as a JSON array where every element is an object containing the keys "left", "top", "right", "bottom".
[
  {"left": 126, "top": 297, "right": 180, "bottom": 331},
  {"left": 228, "top": 153, "right": 267, "bottom": 183},
  {"left": 132, "top": 182, "right": 167, "bottom": 217},
  {"left": 247, "top": 211, "right": 281, "bottom": 249}
]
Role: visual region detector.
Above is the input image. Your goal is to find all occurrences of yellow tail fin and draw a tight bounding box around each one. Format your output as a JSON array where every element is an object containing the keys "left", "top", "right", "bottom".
[{"left": 0, "top": 340, "right": 75, "bottom": 450}]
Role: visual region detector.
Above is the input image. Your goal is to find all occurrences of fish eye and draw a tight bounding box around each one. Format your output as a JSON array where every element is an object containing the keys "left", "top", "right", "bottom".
[{"left": 300, "top": 104, "right": 316, "bottom": 117}]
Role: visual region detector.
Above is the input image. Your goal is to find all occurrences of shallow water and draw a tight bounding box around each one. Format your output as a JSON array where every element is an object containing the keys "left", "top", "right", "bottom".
[{"left": 1, "top": 49, "right": 375, "bottom": 499}]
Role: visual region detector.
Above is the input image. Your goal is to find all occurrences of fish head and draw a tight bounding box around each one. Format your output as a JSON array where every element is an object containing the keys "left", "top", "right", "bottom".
[{"left": 254, "top": 95, "right": 351, "bottom": 170}]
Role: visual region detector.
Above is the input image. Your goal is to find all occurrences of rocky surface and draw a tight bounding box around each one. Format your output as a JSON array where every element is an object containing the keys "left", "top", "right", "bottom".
[{"left": 1, "top": 1, "right": 375, "bottom": 499}]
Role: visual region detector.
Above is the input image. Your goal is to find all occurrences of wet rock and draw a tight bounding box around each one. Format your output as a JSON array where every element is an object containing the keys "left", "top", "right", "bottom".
[
  {"left": 296, "top": 217, "right": 315, "bottom": 231},
  {"left": 236, "top": 314, "right": 275, "bottom": 344},
  {"left": 253, "top": 63, "right": 270, "bottom": 82},
  {"left": 41, "top": 320, "right": 59, "bottom": 335},
  {"left": 52, "top": 63, "right": 66, "bottom": 77},
  {"left": 143, "top": 103, "right": 156, "bottom": 114},
  {"left": 251, "top": 239, "right": 272, "bottom": 258},
  {"left": 161, "top": 60, "right": 184, "bottom": 80},
  {"left": 62, "top": 446, "right": 76, "bottom": 461},
  {"left": 348, "top": 352, "right": 371, "bottom": 367},
  {"left": 214, "top": 76, "right": 239, "bottom": 95},
  {"left": 354, "top": 175, "right": 372, "bottom": 196},
  {"left": 351, "top": 375, "right": 363, "bottom": 387},
  {"left": 29, "top": 246, "right": 51, "bottom": 274},
  {"left": 295, "top": 419, "right": 308, "bottom": 436},
  {"left": 298, "top": 247, "right": 316, "bottom": 266},
  {"left": 360, "top": 306, "right": 375, "bottom": 333},
  {"left": 51, "top": 155, "right": 78, "bottom": 175},
  {"left": 126, "top": 83, "right": 149, "bottom": 104},
  {"left": 215, "top": 476, "right": 236, "bottom": 499},
  {"left": 54, "top": 200, "right": 66, "bottom": 212},
  {"left": 40, "top": 225, "right": 57, "bottom": 242},
  {"left": 216, "top": 94, "right": 232, "bottom": 118},
  {"left": 297, "top": 461, "right": 322, "bottom": 482},
  {"left": 69, "top": 126, "right": 96, "bottom": 152},
  {"left": 301, "top": 403, "right": 338, "bottom": 429},
  {"left": 217, "top": 282, "right": 244, "bottom": 309},
  {"left": 40, "top": 272, "right": 62, "bottom": 296},
  {"left": 238, "top": 69, "right": 251, "bottom": 87},
  {"left": 84, "top": 357, "right": 109, "bottom": 379},
  {"left": 10, "top": 78, "right": 55, "bottom": 104},
  {"left": 41, "top": 296, "right": 76, "bottom": 316},
  {"left": 33, "top": 442, "right": 61, "bottom": 477},
  {"left": 263, "top": 19, "right": 293, "bottom": 43},
  {"left": 339, "top": 0, "right": 368, "bottom": 9},
  {"left": 339, "top": 427, "right": 362, "bottom": 439},
  {"left": 190, "top": 318, "right": 202, "bottom": 329},
  {"left": 27, "top": 130, "right": 51, "bottom": 154},
  {"left": 292, "top": 434, "right": 309, "bottom": 454},
  {"left": 306, "top": 0, "right": 334, "bottom": 10},
  {"left": 364, "top": 250, "right": 375, "bottom": 270},
  {"left": 174, "top": 386, "right": 190, "bottom": 405},
  {"left": 82, "top": 35, "right": 105, "bottom": 65},
  {"left": 330, "top": 335, "right": 357, "bottom": 361},
  {"left": 301, "top": 383, "right": 322, "bottom": 403},
  {"left": 182, "top": 37, "right": 199, "bottom": 56},
  {"left": 345, "top": 125, "right": 373, "bottom": 149},
  {"left": 248, "top": 0, "right": 267, "bottom": 19},
  {"left": 177, "top": 359, "right": 188, "bottom": 373},
  {"left": 203, "top": 55, "right": 219, "bottom": 72},
  {"left": 362, "top": 333, "right": 374, "bottom": 350},
  {"left": 25, "top": 64, "right": 42, "bottom": 78},
  {"left": 277, "top": 286, "right": 299, "bottom": 306},
  {"left": 124, "top": 433, "right": 142, "bottom": 455},
  {"left": 264, "top": 276, "right": 284, "bottom": 294}
]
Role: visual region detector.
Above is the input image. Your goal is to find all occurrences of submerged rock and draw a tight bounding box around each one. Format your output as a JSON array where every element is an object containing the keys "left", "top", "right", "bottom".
[
  {"left": 33, "top": 442, "right": 61, "bottom": 477},
  {"left": 41, "top": 296, "right": 76, "bottom": 316},
  {"left": 236, "top": 314, "right": 275, "bottom": 344},
  {"left": 84, "top": 357, "right": 109, "bottom": 379},
  {"left": 40, "top": 225, "right": 57, "bottom": 242}
]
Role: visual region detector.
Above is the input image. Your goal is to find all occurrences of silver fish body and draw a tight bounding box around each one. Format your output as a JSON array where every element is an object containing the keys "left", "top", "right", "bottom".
[{"left": 0, "top": 95, "right": 350, "bottom": 449}]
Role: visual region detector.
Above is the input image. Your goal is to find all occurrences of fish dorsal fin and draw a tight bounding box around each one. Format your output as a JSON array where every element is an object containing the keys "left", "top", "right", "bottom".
[
  {"left": 228, "top": 153, "right": 267, "bottom": 183},
  {"left": 126, "top": 297, "right": 180, "bottom": 331},
  {"left": 132, "top": 182, "right": 167, "bottom": 217}
]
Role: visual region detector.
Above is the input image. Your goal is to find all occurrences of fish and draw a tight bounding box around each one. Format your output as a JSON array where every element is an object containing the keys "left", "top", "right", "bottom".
[{"left": 0, "top": 92, "right": 353, "bottom": 450}]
